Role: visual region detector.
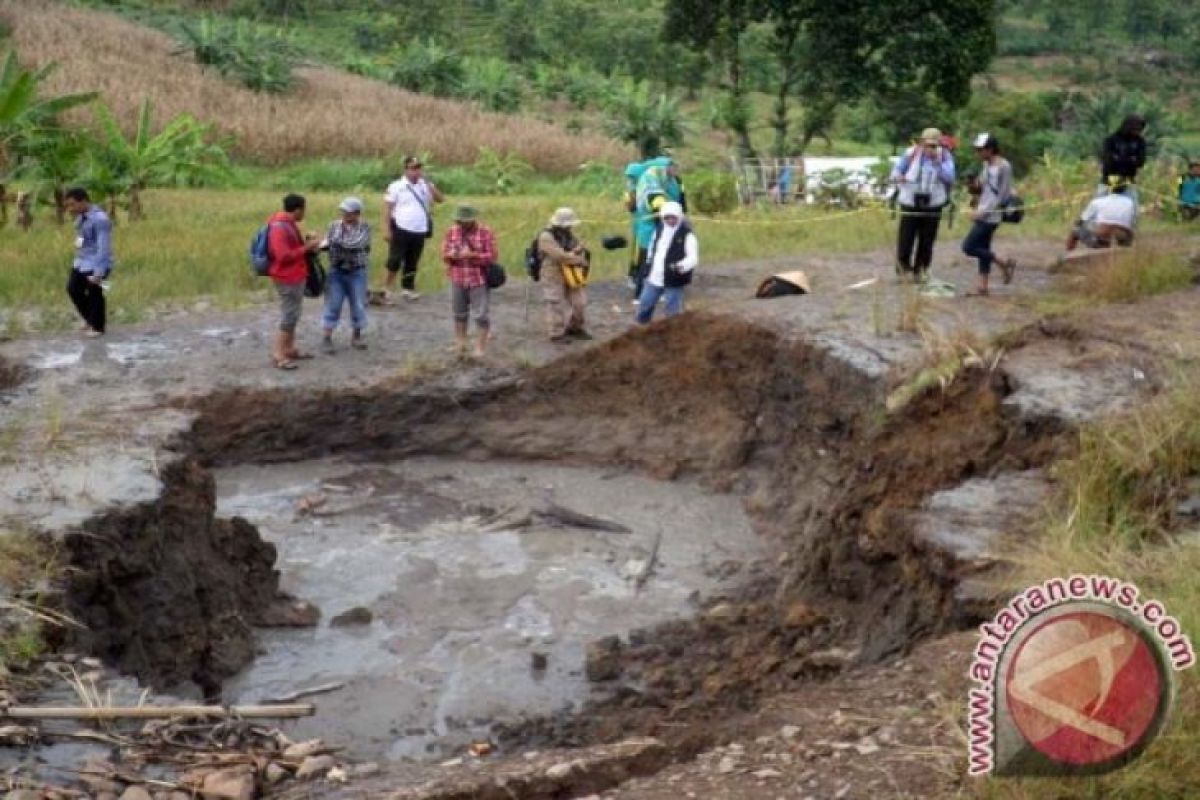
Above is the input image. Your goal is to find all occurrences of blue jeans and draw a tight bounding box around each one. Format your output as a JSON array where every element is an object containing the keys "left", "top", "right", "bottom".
[
  {"left": 636, "top": 282, "right": 685, "bottom": 324},
  {"left": 322, "top": 267, "right": 367, "bottom": 331},
  {"left": 962, "top": 221, "right": 1000, "bottom": 275}
]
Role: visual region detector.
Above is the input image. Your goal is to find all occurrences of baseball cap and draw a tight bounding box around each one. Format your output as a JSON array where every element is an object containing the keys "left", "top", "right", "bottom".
[{"left": 972, "top": 132, "right": 998, "bottom": 150}]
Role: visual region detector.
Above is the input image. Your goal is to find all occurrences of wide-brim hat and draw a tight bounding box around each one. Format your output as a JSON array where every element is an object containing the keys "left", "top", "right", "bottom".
[
  {"left": 454, "top": 205, "right": 477, "bottom": 222},
  {"left": 920, "top": 127, "right": 943, "bottom": 145},
  {"left": 550, "top": 207, "right": 581, "bottom": 227}
]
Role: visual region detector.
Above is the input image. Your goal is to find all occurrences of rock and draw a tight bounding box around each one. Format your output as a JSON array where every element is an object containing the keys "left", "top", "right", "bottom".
[
  {"left": 585, "top": 636, "right": 623, "bottom": 682},
  {"left": 257, "top": 597, "right": 320, "bottom": 627},
  {"left": 545, "top": 761, "right": 579, "bottom": 780},
  {"left": 120, "top": 789, "right": 154, "bottom": 800},
  {"left": 351, "top": 762, "right": 381, "bottom": 778},
  {"left": 806, "top": 646, "right": 858, "bottom": 670},
  {"left": 329, "top": 606, "right": 373, "bottom": 627},
  {"left": 854, "top": 736, "right": 881, "bottom": 756},
  {"left": 781, "top": 602, "right": 826, "bottom": 630},
  {"left": 716, "top": 756, "right": 737, "bottom": 774},
  {"left": 530, "top": 652, "right": 548, "bottom": 672},
  {"left": 200, "top": 765, "right": 256, "bottom": 800},
  {"left": 439, "top": 757, "right": 463, "bottom": 768},
  {"left": 295, "top": 755, "right": 337, "bottom": 780},
  {"left": 704, "top": 602, "right": 738, "bottom": 623},
  {"left": 752, "top": 768, "right": 783, "bottom": 779},
  {"left": 264, "top": 763, "right": 288, "bottom": 785},
  {"left": 780, "top": 724, "right": 802, "bottom": 740},
  {"left": 282, "top": 739, "right": 327, "bottom": 759},
  {"left": 327, "top": 766, "right": 349, "bottom": 783},
  {"left": 1177, "top": 494, "right": 1200, "bottom": 517}
]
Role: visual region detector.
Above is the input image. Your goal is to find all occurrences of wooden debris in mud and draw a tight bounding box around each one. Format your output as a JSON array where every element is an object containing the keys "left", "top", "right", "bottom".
[
  {"left": 482, "top": 502, "right": 632, "bottom": 534},
  {"left": 1, "top": 703, "right": 315, "bottom": 720}
]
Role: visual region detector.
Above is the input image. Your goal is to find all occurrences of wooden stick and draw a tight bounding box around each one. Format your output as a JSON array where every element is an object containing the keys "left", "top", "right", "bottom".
[
  {"left": 264, "top": 681, "right": 345, "bottom": 704},
  {"left": 2, "top": 704, "right": 314, "bottom": 720}
]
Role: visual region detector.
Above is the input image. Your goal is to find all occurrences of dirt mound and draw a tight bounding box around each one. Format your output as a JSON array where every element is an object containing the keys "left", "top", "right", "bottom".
[{"left": 60, "top": 459, "right": 282, "bottom": 694}]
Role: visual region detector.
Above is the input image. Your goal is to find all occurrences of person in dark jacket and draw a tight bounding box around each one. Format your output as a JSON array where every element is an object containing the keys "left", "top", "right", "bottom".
[
  {"left": 636, "top": 201, "right": 698, "bottom": 324},
  {"left": 1099, "top": 115, "right": 1146, "bottom": 210}
]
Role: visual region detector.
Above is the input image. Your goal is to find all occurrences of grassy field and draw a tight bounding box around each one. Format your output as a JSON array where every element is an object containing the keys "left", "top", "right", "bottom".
[{"left": 0, "top": 0, "right": 628, "bottom": 170}]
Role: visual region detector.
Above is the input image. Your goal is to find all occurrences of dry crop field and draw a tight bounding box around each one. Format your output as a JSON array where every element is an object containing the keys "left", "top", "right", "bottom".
[{"left": 0, "top": 0, "right": 630, "bottom": 170}]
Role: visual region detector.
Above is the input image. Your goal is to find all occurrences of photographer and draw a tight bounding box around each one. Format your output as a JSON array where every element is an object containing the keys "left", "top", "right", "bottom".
[{"left": 890, "top": 127, "right": 956, "bottom": 282}]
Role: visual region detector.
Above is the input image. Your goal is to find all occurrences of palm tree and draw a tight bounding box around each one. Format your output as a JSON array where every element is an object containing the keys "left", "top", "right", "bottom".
[
  {"left": 88, "top": 99, "right": 231, "bottom": 221},
  {"left": 0, "top": 50, "right": 95, "bottom": 226}
]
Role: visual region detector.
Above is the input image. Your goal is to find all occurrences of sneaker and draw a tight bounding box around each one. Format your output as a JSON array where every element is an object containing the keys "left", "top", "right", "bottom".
[
  {"left": 321, "top": 337, "right": 335, "bottom": 354},
  {"left": 568, "top": 329, "right": 594, "bottom": 340},
  {"left": 400, "top": 289, "right": 421, "bottom": 301}
]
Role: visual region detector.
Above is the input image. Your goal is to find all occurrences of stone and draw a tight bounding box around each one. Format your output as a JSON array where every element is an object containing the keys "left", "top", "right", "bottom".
[
  {"left": 200, "top": 766, "right": 256, "bottom": 800},
  {"left": 716, "top": 756, "right": 737, "bottom": 774},
  {"left": 352, "top": 762, "right": 381, "bottom": 778},
  {"left": 854, "top": 737, "right": 881, "bottom": 756},
  {"left": 327, "top": 766, "right": 349, "bottom": 783},
  {"left": 806, "top": 646, "right": 857, "bottom": 670},
  {"left": 264, "top": 763, "right": 288, "bottom": 785},
  {"left": 257, "top": 597, "right": 320, "bottom": 627},
  {"left": 585, "top": 636, "right": 623, "bottom": 682},
  {"left": 282, "top": 739, "right": 326, "bottom": 759},
  {"left": 704, "top": 602, "right": 738, "bottom": 623},
  {"left": 295, "top": 755, "right": 337, "bottom": 780},
  {"left": 752, "top": 768, "right": 783, "bottom": 779},
  {"left": 330, "top": 606, "right": 373, "bottom": 627},
  {"left": 545, "top": 761, "right": 578, "bottom": 780},
  {"left": 780, "top": 724, "right": 802, "bottom": 740},
  {"left": 120, "top": 789, "right": 154, "bottom": 800},
  {"left": 781, "top": 602, "right": 826, "bottom": 630},
  {"left": 530, "top": 652, "right": 548, "bottom": 671}
]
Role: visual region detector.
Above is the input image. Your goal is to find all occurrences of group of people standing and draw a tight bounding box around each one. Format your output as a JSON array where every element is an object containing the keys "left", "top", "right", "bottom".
[{"left": 251, "top": 155, "right": 701, "bottom": 369}]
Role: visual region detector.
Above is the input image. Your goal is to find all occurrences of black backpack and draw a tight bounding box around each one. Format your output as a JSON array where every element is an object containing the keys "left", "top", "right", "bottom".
[{"left": 524, "top": 233, "right": 544, "bottom": 282}]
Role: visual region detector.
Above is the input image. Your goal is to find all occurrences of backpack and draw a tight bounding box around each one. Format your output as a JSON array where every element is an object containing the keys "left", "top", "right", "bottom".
[
  {"left": 249, "top": 220, "right": 285, "bottom": 277},
  {"left": 524, "top": 234, "right": 544, "bottom": 281}
]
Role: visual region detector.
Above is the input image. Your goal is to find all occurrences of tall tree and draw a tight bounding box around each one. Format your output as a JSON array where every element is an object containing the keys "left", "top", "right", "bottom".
[{"left": 664, "top": 0, "right": 761, "bottom": 158}]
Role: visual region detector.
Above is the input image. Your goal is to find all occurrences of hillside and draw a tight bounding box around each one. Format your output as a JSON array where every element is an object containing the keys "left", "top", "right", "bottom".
[{"left": 0, "top": 0, "right": 631, "bottom": 171}]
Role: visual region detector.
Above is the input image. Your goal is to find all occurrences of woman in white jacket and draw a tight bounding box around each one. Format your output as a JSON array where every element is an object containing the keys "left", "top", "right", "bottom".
[{"left": 890, "top": 127, "right": 956, "bottom": 282}]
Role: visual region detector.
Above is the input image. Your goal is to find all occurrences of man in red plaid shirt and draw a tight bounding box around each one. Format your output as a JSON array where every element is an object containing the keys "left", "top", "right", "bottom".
[{"left": 441, "top": 205, "right": 497, "bottom": 359}]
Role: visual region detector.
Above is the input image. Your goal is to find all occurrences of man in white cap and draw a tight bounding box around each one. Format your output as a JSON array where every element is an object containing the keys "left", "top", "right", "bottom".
[
  {"left": 320, "top": 196, "right": 371, "bottom": 353},
  {"left": 537, "top": 207, "right": 592, "bottom": 343},
  {"left": 636, "top": 201, "right": 697, "bottom": 324},
  {"left": 962, "top": 133, "right": 1016, "bottom": 295},
  {"left": 890, "top": 126, "right": 956, "bottom": 281}
]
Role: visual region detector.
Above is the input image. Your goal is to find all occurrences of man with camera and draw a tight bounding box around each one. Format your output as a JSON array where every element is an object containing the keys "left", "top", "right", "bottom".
[{"left": 890, "top": 127, "right": 956, "bottom": 282}]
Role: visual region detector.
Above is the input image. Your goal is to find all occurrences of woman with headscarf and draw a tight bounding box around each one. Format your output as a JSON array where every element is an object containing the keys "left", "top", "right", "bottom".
[
  {"left": 320, "top": 197, "right": 371, "bottom": 353},
  {"left": 636, "top": 201, "right": 698, "bottom": 324}
]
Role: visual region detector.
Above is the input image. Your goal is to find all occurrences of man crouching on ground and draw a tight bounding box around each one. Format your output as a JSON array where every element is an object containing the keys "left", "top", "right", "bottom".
[{"left": 1066, "top": 180, "right": 1136, "bottom": 251}]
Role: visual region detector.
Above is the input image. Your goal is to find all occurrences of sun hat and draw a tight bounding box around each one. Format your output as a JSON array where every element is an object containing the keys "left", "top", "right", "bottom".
[
  {"left": 920, "top": 127, "right": 942, "bottom": 145},
  {"left": 549, "top": 207, "right": 581, "bottom": 227},
  {"left": 453, "top": 205, "right": 477, "bottom": 222},
  {"left": 339, "top": 196, "right": 363, "bottom": 213}
]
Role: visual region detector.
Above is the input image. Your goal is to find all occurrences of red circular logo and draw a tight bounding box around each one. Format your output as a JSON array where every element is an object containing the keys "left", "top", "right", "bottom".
[{"left": 1004, "top": 610, "right": 1165, "bottom": 766}]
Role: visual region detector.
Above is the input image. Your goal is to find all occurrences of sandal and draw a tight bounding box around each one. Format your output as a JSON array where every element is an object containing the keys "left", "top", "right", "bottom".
[
  {"left": 287, "top": 351, "right": 315, "bottom": 360},
  {"left": 274, "top": 359, "right": 298, "bottom": 370}
]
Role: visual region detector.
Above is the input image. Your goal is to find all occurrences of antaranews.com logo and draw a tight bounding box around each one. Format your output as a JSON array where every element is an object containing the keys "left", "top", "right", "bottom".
[{"left": 967, "top": 574, "right": 1195, "bottom": 777}]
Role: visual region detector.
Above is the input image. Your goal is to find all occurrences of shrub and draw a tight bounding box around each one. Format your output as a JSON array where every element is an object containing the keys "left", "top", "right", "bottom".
[
  {"left": 389, "top": 40, "right": 464, "bottom": 98},
  {"left": 603, "top": 81, "right": 685, "bottom": 159},
  {"left": 473, "top": 147, "right": 532, "bottom": 195},
  {"left": 687, "top": 170, "right": 738, "bottom": 213},
  {"left": 175, "top": 17, "right": 297, "bottom": 94},
  {"left": 459, "top": 57, "right": 523, "bottom": 113}
]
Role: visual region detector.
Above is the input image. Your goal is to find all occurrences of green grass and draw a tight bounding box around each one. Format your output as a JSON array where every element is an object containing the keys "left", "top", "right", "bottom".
[
  {"left": 0, "top": 528, "right": 59, "bottom": 672},
  {"left": 0, "top": 186, "right": 895, "bottom": 330},
  {"left": 981, "top": 384, "right": 1200, "bottom": 799}
]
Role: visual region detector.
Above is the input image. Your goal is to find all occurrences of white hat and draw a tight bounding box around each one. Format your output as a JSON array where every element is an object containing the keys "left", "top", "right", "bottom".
[
  {"left": 549, "top": 207, "right": 581, "bottom": 227},
  {"left": 339, "top": 196, "right": 363, "bottom": 213},
  {"left": 972, "top": 132, "right": 997, "bottom": 150},
  {"left": 659, "top": 201, "right": 683, "bottom": 219}
]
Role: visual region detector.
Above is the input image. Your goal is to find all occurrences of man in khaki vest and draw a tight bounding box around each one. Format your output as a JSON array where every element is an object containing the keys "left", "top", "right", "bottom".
[{"left": 537, "top": 207, "right": 592, "bottom": 343}]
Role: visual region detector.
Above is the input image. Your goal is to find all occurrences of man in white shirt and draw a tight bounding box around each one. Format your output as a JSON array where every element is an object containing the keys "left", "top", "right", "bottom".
[
  {"left": 382, "top": 155, "right": 445, "bottom": 301},
  {"left": 1066, "top": 182, "right": 1136, "bottom": 250},
  {"left": 636, "top": 201, "right": 698, "bottom": 324}
]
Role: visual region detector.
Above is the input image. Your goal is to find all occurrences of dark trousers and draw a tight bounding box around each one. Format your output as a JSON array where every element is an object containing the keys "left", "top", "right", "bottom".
[
  {"left": 386, "top": 225, "right": 427, "bottom": 290},
  {"left": 67, "top": 269, "right": 106, "bottom": 333},
  {"left": 629, "top": 246, "right": 648, "bottom": 299},
  {"left": 962, "top": 220, "right": 1000, "bottom": 276},
  {"left": 896, "top": 205, "right": 943, "bottom": 273}
]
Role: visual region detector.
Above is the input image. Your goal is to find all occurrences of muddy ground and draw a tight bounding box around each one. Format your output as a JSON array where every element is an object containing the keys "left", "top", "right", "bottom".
[{"left": 1, "top": 235, "right": 1198, "bottom": 799}]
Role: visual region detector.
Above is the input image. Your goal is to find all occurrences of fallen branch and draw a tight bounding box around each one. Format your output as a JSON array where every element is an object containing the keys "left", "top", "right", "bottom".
[
  {"left": 539, "top": 502, "right": 631, "bottom": 533},
  {"left": 633, "top": 529, "right": 663, "bottom": 592},
  {"left": 2, "top": 704, "right": 314, "bottom": 721},
  {"left": 264, "top": 681, "right": 345, "bottom": 704}
]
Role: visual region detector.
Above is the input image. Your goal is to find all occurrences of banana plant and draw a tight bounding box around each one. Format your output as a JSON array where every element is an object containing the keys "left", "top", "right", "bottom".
[{"left": 87, "top": 99, "right": 231, "bottom": 221}]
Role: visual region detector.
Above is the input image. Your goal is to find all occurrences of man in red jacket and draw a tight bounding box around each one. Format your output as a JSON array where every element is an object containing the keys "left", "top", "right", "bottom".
[{"left": 267, "top": 194, "right": 321, "bottom": 369}]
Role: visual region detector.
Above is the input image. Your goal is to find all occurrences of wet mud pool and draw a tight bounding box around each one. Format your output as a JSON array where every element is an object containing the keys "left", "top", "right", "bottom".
[{"left": 214, "top": 456, "right": 766, "bottom": 760}]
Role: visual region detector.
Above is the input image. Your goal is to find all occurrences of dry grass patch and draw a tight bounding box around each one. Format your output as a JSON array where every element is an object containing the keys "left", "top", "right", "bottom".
[{"left": 0, "top": 0, "right": 629, "bottom": 170}]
